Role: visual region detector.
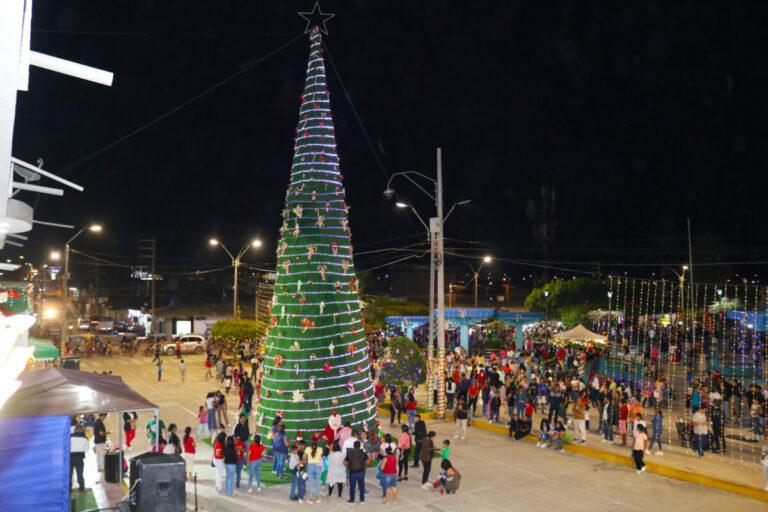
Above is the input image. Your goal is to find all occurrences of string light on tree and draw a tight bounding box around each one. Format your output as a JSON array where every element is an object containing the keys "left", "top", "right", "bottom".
[{"left": 254, "top": 23, "right": 378, "bottom": 443}]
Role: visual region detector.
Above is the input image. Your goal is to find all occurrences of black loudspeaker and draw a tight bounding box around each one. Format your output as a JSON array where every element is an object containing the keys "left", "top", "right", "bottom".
[
  {"left": 104, "top": 450, "right": 124, "bottom": 483},
  {"left": 60, "top": 356, "right": 80, "bottom": 370},
  {"left": 129, "top": 453, "right": 186, "bottom": 512}
]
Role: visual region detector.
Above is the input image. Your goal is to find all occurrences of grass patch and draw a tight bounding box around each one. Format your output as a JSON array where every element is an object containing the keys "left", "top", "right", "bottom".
[{"left": 71, "top": 489, "right": 97, "bottom": 511}]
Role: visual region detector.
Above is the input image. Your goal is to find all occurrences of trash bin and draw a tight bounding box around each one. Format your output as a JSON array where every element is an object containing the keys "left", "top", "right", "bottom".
[{"left": 104, "top": 450, "right": 123, "bottom": 483}]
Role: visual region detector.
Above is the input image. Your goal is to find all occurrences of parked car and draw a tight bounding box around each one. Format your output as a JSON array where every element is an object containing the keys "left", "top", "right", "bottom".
[{"left": 161, "top": 334, "right": 207, "bottom": 355}]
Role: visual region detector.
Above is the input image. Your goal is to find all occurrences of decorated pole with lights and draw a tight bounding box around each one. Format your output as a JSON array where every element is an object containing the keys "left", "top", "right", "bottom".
[{"left": 253, "top": 25, "right": 378, "bottom": 443}]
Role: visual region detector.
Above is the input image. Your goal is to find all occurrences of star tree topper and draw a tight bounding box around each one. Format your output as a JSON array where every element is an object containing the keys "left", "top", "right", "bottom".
[{"left": 298, "top": 2, "right": 335, "bottom": 35}]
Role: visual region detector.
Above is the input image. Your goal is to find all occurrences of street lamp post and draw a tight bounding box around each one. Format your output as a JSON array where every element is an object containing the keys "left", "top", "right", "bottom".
[
  {"left": 466, "top": 256, "right": 491, "bottom": 310},
  {"left": 384, "top": 148, "right": 469, "bottom": 418},
  {"left": 544, "top": 289, "right": 550, "bottom": 321},
  {"left": 61, "top": 224, "right": 101, "bottom": 345},
  {"left": 210, "top": 238, "right": 262, "bottom": 318}
]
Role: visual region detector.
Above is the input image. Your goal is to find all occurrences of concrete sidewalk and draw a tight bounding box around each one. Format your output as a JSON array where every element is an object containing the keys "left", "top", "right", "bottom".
[{"left": 77, "top": 355, "right": 767, "bottom": 510}]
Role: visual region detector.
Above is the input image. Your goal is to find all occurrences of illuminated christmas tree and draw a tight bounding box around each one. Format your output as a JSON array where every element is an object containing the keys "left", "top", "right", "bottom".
[{"left": 254, "top": 27, "right": 378, "bottom": 442}]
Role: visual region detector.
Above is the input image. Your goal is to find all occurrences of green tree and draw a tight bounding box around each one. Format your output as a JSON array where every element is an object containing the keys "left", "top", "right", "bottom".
[
  {"left": 210, "top": 319, "right": 266, "bottom": 340},
  {"left": 559, "top": 304, "right": 593, "bottom": 327},
  {"left": 484, "top": 319, "right": 508, "bottom": 349},
  {"left": 362, "top": 296, "right": 428, "bottom": 330},
  {"left": 525, "top": 278, "right": 608, "bottom": 320},
  {"left": 254, "top": 28, "right": 378, "bottom": 441},
  {"left": 378, "top": 336, "right": 426, "bottom": 390}
]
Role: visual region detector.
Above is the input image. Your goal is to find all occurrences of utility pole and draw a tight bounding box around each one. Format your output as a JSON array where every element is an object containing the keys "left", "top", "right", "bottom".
[
  {"left": 383, "top": 147, "right": 472, "bottom": 419},
  {"left": 139, "top": 239, "right": 156, "bottom": 334},
  {"left": 435, "top": 147, "right": 447, "bottom": 419},
  {"left": 426, "top": 229, "right": 436, "bottom": 410}
]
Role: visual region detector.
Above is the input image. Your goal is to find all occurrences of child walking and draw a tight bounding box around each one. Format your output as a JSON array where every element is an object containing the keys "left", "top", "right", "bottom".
[
  {"left": 196, "top": 406, "right": 209, "bottom": 438},
  {"left": 537, "top": 418, "right": 552, "bottom": 448},
  {"left": 632, "top": 424, "right": 647, "bottom": 474}
]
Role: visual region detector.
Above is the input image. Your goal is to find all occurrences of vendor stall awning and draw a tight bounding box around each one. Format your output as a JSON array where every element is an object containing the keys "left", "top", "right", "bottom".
[{"left": 29, "top": 337, "right": 59, "bottom": 360}]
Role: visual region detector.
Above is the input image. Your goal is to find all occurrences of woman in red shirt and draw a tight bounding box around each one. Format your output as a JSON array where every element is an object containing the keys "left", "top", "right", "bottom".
[
  {"left": 619, "top": 399, "right": 629, "bottom": 447},
  {"left": 234, "top": 437, "right": 246, "bottom": 489},
  {"left": 247, "top": 435, "right": 266, "bottom": 492},
  {"left": 182, "top": 427, "right": 196, "bottom": 482},
  {"left": 405, "top": 394, "right": 418, "bottom": 430},
  {"left": 468, "top": 382, "right": 480, "bottom": 416},
  {"left": 212, "top": 432, "right": 226, "bottom": 493},
  {"left": 380, "top": 447, "right": 398, "bottom": 505}
]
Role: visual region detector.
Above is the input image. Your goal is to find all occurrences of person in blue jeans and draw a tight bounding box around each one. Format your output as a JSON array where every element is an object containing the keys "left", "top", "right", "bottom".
[
  {"left": 223, "top": 436, "right": 238, "bottom": 496},
  {"left": 537, "top": 418, "right": 552, "bottom": 447},
  {"left": 206, "top": 393, "right": 218, "bottom": 433},
  {"left": 648, "top": 407, "right": 664, "bottom": 454},
  {"left": 272, "top": 424, "right": 289, "bottom": 478},
  {"left": 247, "top": 436, "right": 265, "bottom": 492},
  {"left": 344, "top": 440, "right": 368, "bottom": 503},
  {"left": 289, "top": 442, "right": 307, "bottom": 502},
  {"left": 305, "top": 440, "right": 323, "bottom": 504},
  {"left": 692, "top": 407, "right": 708, "bottom": 458},
  {"left": 270, "top": 417, "right": 283, "bottom": 473},
  {"left": 552, "top": 421, "right": 565, "bottom": 451},
  {"left": 602, "top": 397, "right": 615, "bottom": 443}
]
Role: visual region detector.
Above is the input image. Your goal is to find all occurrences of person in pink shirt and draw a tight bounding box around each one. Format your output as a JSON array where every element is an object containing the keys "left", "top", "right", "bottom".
[
  {"left": 397, "top": 424, "right": 411, "bottom": 481},
  {"left": 336, "top": 422, "right": 353, "bottom": 449}
]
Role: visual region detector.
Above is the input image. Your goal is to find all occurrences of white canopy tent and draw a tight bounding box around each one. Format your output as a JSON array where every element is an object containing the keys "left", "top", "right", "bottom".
[{"left": 553, "top": 324, "right": 607, "bottom": 345}]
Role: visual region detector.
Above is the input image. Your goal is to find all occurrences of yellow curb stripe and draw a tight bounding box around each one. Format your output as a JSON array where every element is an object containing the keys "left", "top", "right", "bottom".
[{"left": 376, "top": 406, "right": 768, "bottom": 502}]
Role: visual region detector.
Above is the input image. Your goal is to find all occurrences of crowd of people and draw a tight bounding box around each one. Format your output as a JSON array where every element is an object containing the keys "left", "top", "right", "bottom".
[
  {"left": 429, "top": 344, "right": 768, "bottom": 488},
  {"left": 263, "top": 414, "right": 460, "bottom": 504}
]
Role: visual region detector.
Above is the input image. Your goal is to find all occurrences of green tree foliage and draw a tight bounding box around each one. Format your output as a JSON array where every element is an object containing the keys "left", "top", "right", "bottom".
[
  {"left": 484, "top": 319, "right": 508, "bottom": 349},
  {"left": 524, "top": 278, "right": 608, "bottom": 320},
  {"left": 559, "top": 304, "right": 594, "bottom": 327},
  {"left": 362, "top": 296, "right": 428, "bottom": 329},
  {"left": 378, "top": 336, "right": 426, "bottom": 390},
  {"left": 211, "top": 319, "right": 266, "bottom": 340}
]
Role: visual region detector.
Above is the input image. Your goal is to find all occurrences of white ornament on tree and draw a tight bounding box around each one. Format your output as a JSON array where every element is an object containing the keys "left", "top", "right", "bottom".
[{"left": 292, "top": 389, "right": 305, "bottom": 403}]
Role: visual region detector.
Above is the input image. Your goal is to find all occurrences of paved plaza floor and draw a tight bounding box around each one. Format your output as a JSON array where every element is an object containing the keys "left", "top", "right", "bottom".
[{"left": 75, "top": 353, "right": 766, "bottom": 511}]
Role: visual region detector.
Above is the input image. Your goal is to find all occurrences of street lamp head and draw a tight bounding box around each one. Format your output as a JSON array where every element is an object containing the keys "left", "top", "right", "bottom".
[
  {"left": 383, "top": 187, "right": 395, "bottom": 200},
  {"left": 682, "top": 265, "right": 689, "bottom": 271},
  {"left": 483, "top": 256, "right": 492, "bottom": 263},
  {"left": 544, "top": 290, "right": 550, "bottom": 298},
  {"left": 209, "top": 238, "right": 219, "bottom": 246},
  {"left": 717, "top": 289, "right": 723, "bottom": 296},
  {"left": 456, "top": 199, "right": 472, "bottom": 206},
  {"left": 50, "top": 251, "right": 61, "bottom": 261},
  {"left": 607, "top": 291, "right": 613, "bottom": 298},
  {"left": 395, "top": 201, "right": 408, "bottom": 208},
  {"left": 251, "top": 239, "right": 262, "bottom": 248},
  {"left": 89, "top": 224, "right": 102, "bottom": 232}
]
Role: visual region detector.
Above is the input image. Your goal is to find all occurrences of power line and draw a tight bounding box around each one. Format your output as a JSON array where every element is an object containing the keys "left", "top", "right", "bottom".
[
  {"left": 321, "top": 39, "right": 389, "bottom": 181},
  {"left": 58, "top": 32, "right": 305, "bottom": 174}
]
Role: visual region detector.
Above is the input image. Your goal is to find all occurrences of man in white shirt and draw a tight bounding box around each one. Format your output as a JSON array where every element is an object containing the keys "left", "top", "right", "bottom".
[
  {"left": 692, "top": 407, "right": 709, "bottom": 458},
  {"left": 341, "top": 430, "right": 361, "bottom": 459}
]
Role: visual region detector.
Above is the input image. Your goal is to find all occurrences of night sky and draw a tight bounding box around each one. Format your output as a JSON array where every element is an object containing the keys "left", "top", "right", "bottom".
[{"left": 8, "top": 1, "right": 768, "bottom": 282}]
